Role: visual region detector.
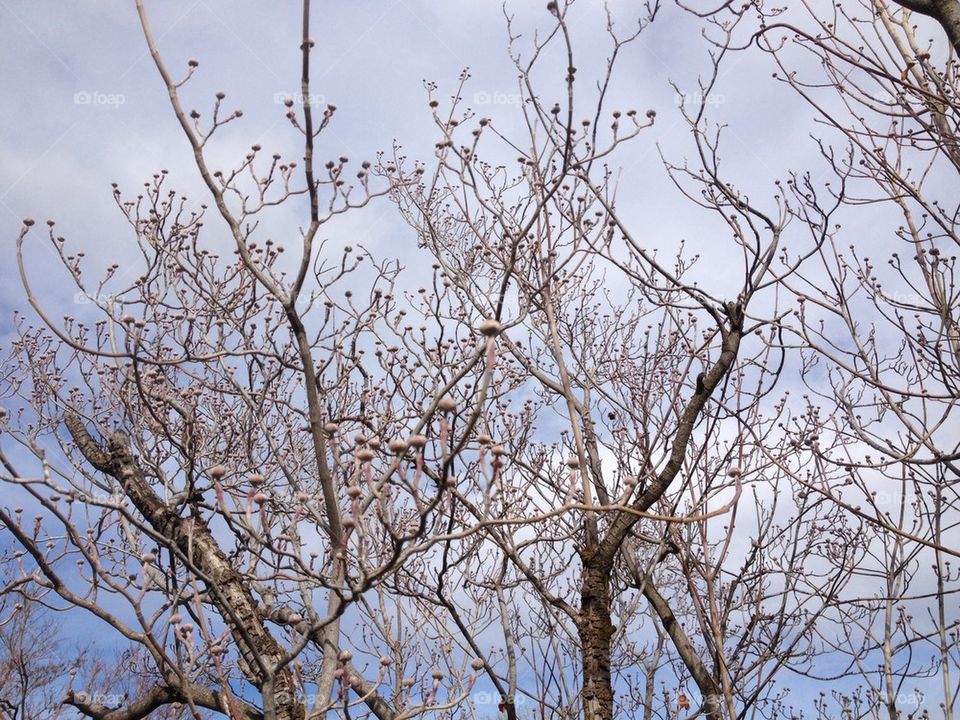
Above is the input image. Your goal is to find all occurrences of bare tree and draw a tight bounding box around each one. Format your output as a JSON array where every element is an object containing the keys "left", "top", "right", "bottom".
[
  {"left": 0, "top": 587, "right": 73, "bottom": 720},
  {"left": 708, "top": 0, "right": 960, "bottom": 716},
  {"left": 3, "top": 1, "right": 485, "bottom": 718},
  {"left": 1, "top": 1, "right": 957, "bottom": 720},
  {"left": 376, "top": 3, "right": 883, "bottom": 718}
]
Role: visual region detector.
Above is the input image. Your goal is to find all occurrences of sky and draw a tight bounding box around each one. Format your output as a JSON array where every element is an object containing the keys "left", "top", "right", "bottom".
[
  {"left": 0, "top": 0, "right": 826, "bottom": 326},
  {"left": 0, "top": 1, "right": 955, "bottom": 717}
]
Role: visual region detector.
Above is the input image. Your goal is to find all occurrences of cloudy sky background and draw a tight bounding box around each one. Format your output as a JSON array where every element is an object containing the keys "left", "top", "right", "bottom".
[
  {"left": 1, "top": 0, "right": 952, "bottom": 716},
  {"left": 0, "top": 0, "right": 832, "bottom": 317}
]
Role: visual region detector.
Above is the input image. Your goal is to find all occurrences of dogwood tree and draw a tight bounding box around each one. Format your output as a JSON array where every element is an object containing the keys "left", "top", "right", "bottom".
[{"left": 1, "top": 1, "right": 957, "bottom": 720}]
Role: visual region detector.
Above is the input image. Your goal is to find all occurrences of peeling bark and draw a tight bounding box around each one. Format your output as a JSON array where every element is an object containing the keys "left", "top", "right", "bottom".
[
  {"left": 575, "top": 308, "right": 743, "bottom": 720},
  {"left": 64, "top": 413, "right": 305, "bottom": 720},
  {"left": 578, "top": 558, "right": 616, "bottom": 720}
]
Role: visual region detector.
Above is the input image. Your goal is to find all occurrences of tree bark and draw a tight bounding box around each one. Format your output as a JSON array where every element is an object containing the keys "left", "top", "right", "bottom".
[
  {"left": 578, "top": 556, "right": 616, "bottom": 720},
  {"left": 64, "top": 683, "right": 263, "bottom": 720},
  {"left": 575, "top": 306, "right": 743, "bottom": 720},
  {"left": 642, "top": 581, "right": 723, "bottom": 720},
  {"left": 65, "top": 414, "right": 304, "bottom": 720},
  {"left": 890, "top": 0, "right": 960, "bottom": 54}
]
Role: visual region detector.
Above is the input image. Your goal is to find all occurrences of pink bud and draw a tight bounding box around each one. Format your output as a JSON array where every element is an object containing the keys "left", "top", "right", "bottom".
[
  {"left": 479, "top": 318, "right": 502, "bottom": 337},
  {"left": 437, "top": 396, "right": 457, "bottom": 412}
]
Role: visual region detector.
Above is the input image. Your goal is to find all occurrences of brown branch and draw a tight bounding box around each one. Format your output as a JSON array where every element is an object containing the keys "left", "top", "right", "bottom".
[
  {"left": 64, "top": 683, "right": 263, "bottom": 720},
  {"left": 63, "top": 412, "right": 305, "bottom": 720}
]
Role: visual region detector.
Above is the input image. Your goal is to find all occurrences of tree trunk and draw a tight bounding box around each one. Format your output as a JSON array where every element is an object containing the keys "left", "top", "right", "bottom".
[
  {"left": 578, "top": 556, "right": 616, "bottom": 720},
  {"left": 891, "top": 0, "right": 960, "bottom": 54}
]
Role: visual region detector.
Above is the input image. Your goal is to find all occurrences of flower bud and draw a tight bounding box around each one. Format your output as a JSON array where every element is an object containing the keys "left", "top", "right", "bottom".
[
  {"left": 437, "top": 396, "right": 457, "bottom": 412},
  {"left": 479, "top": 318, "right": 502, "bottom": 337}
]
